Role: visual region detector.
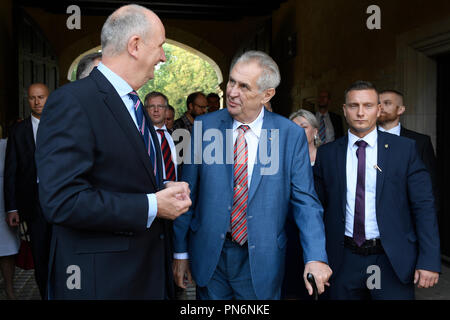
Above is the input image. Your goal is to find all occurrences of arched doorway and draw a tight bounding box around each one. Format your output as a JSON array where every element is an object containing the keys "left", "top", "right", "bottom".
[{"left": 68, "top": 41, "right": 224, "bottom": 118}]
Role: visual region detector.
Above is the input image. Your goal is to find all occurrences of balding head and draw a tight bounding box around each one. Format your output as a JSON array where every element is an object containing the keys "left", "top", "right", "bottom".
[
  {"left": 101, "top": 4, "right": 161, "bottom": 57},
  {"left": 28, "top": 83, "right": 49, "bottom": 119},
  {"left": 100, "top": 4, "right": 166, "bottom": 90}
]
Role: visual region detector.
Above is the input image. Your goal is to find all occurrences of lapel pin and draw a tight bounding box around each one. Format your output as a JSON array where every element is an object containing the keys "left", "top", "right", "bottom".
[
  {"left": 385, "top": 144, "right": 389, "bottom": 149},
  {"left": 374, "top": 164, "right": 382, "bottom": 172}
]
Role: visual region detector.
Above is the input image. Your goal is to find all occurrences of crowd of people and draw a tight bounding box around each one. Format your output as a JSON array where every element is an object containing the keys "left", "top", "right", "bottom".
[{"left": 0, "top": 4, "right": 441, "bottom": 300}]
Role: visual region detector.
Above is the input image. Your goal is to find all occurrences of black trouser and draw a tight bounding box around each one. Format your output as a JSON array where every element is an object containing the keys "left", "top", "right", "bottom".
[{"left": 26, "top": 206, "right": 52, "bottom": 300}]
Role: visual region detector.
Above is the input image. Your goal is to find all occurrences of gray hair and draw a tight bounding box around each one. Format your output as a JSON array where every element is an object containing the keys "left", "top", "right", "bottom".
[
  {"left": 76, "top": 52, "right": 102, "bottom": 80},
  {"left": 230, "top": 51, "right": 280, "bottom": 92},
  {"left": 101, "top": 4, "right": 151, "bottom": 56},
  {"left": 289, "top": 109, "right": 322, "bottom": 147}
]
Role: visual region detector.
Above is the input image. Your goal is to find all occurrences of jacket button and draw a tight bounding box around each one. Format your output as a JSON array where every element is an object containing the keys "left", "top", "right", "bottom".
[
  {"left": 160, "top": 234, "right": 165, "bottom": 240},
  {"left": 221, "top": 234, "right": 225, "bottom": 239}
]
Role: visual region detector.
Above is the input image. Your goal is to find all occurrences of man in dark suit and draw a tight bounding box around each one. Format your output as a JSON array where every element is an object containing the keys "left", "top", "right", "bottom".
[
  {"left": 35, "top": 4, "right": 191, "bottom": 299},
  {"left": 4, "top": 83, "right": 51, "bottom": 299},
  {"left": 314, "top": 81, "right": 440, "bottom": 299},
  {"left": 173, "top": 51, "right": 332, "bottom": 300},
  {"left": 378, "top": 89, "right": 439, "bottom": 210},
  {"left": 316, "top": 90, "right": 344, "bottom": 143}
]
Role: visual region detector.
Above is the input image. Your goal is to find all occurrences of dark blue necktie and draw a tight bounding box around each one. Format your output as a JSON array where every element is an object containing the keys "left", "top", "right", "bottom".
[
  {"left": 128, "top": 90, "right": 158, "bottom": 179},
  {"left": 354, "top": 140, "right": 368, "bottom": 247}
]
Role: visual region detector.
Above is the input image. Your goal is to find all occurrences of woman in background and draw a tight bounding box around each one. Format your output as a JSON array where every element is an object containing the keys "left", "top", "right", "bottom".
[{"left": 282, "top": 109, "right": 322, "bottom": 299}]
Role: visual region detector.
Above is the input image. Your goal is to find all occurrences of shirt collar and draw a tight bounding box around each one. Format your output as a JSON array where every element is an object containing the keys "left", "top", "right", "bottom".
[
  {"left": 154, "top": 124, "right": 168, "bottom": 131},
  {"left": 378, "top": 122, "right": 401, "bottom": 136},
  {"left": 96, "top": 62, "right": 133, "bottom": 98},
  {"left": 31, "top": 115, "right": 40, "bottom": 125},
  {"left": 348, "top": 127, "right": 377, "bottom": 148},
  {"left": 232, "top": 107, "right": 265, "bottom": 138}
]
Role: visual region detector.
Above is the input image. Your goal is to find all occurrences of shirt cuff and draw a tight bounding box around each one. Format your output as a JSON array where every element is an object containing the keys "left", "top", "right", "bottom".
[
  {"left": 146, "top": 193, "right": 157, "bottom": 228},
  {"left": 174, "top": 252, "right": 189, "bottom": 259}
]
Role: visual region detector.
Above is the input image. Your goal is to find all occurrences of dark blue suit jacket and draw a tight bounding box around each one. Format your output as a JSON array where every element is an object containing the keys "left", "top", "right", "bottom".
[
  {"left": 313, "top": 131, "right": 441, "bottom": 284},
  {"left": 35, "top": 68, "right": 173, "bottom": 299},
  {"left": 173, "top": 109, "right": 328, "bottom": 299}
]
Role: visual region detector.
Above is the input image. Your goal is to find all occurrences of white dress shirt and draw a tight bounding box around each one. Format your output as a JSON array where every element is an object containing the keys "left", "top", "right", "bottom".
[
  {"left": 31, "top": 115, "right": 40, "bottom": 143},
  {"left": 96, "top": 62, "right": 157, "bottom": 228},
  {"left": 174, "top": 107, "right": 265, "bottom": 260},
  {"left": 378, "top": 122, "right": 401, "bottom": 136},
  {"left": 345, "top": 128, "right": 380, "bottom": 240},
  {"left": 316, "top": 111, "right": 335, "bottom": 143},
  {"left": 154, "top": 124, "right": 178, "bottom": 181}
]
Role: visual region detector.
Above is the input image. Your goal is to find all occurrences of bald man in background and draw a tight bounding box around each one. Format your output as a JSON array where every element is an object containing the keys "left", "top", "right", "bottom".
[{"left": 4, "top": 83, "right": 52, "bottom": 299}]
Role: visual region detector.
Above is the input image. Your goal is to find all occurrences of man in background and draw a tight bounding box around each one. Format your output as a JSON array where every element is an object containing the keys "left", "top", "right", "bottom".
[
  {"left": 316, "top": 90, "right": 344, "bottom": 144},
  {"left": 165, "top": 105, "right": 175, "bottom": 133},
  {"left": 4, "top": 83, "right": 52, "bottom": 299},
  {"left": 173, "top": 92, "right": 207, "bottom": 133},
  {"left": 378, "top": 89, "right": 439, "bottom": 210},
  {"left": 206, "top": 92, "right": 220, "bottom": 113},
  {"left": 76, "top": 52, "right": 102, "bottom": 80}
]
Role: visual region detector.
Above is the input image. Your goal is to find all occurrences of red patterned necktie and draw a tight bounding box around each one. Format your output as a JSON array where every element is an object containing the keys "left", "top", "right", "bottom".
[
  {"left": 156, "top": 129, "right": 176, "bottom": 181},
  {"left": 231, "top": 125, "right": 250, "bottom": 245}
]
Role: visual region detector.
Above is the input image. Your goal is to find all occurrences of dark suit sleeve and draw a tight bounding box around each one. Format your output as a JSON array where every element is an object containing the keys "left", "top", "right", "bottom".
[
  {"left": 290, "top": 129, "right": 328, "bottom": 264},
  {"left": 312, "top": 147, "right": 327, "bottom": 210},
  {"left": 3, "top": 127, "right": 18, "bottom": 213},
  {"left": 421, "top": 136, "right": 439, "bottom": 211},
  {"left": 406, "top": 141, "right": 441, "bottom": 272},
  {"left": 35, "top": 88, "right": 149, "bottom": 233}
]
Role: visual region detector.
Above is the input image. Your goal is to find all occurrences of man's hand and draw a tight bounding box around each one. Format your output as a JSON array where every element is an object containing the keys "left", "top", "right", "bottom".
[
  {"left": 6, "top": 211, "right": 20, "bottom": 227},
  {"left": 414, "top": 269, "right": 439, "bottom": 288},
  {"left": 304, "top": 261, "right": 333, "bottom": 295},
  {"left": 156, "top": 182, "right": 191, "bottom": 220},
  {"left": 173, "top": 259, "right": 192, "bottom": 289}
]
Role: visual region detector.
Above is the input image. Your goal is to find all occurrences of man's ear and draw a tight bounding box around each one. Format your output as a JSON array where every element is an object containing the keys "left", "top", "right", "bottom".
[
  {"left": 261, "top": 88, "right": 276, "bottom": 104},
  {"left": 127, "top": 35, "right": 141, "bottom": 59},
  {"left": 397, "top": 105, "right": 406, "bottom": 116},
  {"left": 342, "top": 104, "right": 347, "bottom": 119}
]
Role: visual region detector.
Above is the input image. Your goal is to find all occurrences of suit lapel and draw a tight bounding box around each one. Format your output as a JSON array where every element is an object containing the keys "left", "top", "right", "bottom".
[
  {"left": 337, "top": 136, "right": 348, "bottom": 219},
  {"left": 248, "top": 110, "right": 272, "bottom": 204},
  {"left": 24, "top": 117, "right": 35, "bottom": 152},
  {"left": 91, "top": 69, "right": 158, "bottom": 189},
  {"left": 219, "top": 111, "right": 234, "bottom": 193},
  {"left": 376, "top": 131, "right": 389, "bottom": 208}
]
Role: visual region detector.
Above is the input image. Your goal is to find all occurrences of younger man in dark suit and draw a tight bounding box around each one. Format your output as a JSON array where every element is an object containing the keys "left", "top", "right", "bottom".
[
  {"left": 5, "top": 83, "right": 51, "bottom": 299},
  {"left": 314, "top": 81, "right": 440, "bottom": 300}
]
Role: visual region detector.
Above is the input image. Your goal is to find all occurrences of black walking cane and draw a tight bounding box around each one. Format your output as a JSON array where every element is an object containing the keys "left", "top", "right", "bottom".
[{"left": 307, "top": 273, "right": 319, "bottom": 301}]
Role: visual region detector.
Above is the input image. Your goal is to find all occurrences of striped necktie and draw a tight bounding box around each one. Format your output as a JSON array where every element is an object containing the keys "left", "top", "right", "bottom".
[
  {"left": 319, "top": 115, "right": 326, "bottom": 143},
  {"left": 231, "top": 125, "right": 250, "bottom": 245},
  {"left": 128, "top": 91, "right": 158, "bottom": 178},
  {"left": 156, "top": 129, "right": 176, "bottom": 181}
]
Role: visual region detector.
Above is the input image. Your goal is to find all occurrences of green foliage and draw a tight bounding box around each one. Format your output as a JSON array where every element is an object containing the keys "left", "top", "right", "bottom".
[{"left": 137, "top": 43, "right": 220, "bottom": 119}]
